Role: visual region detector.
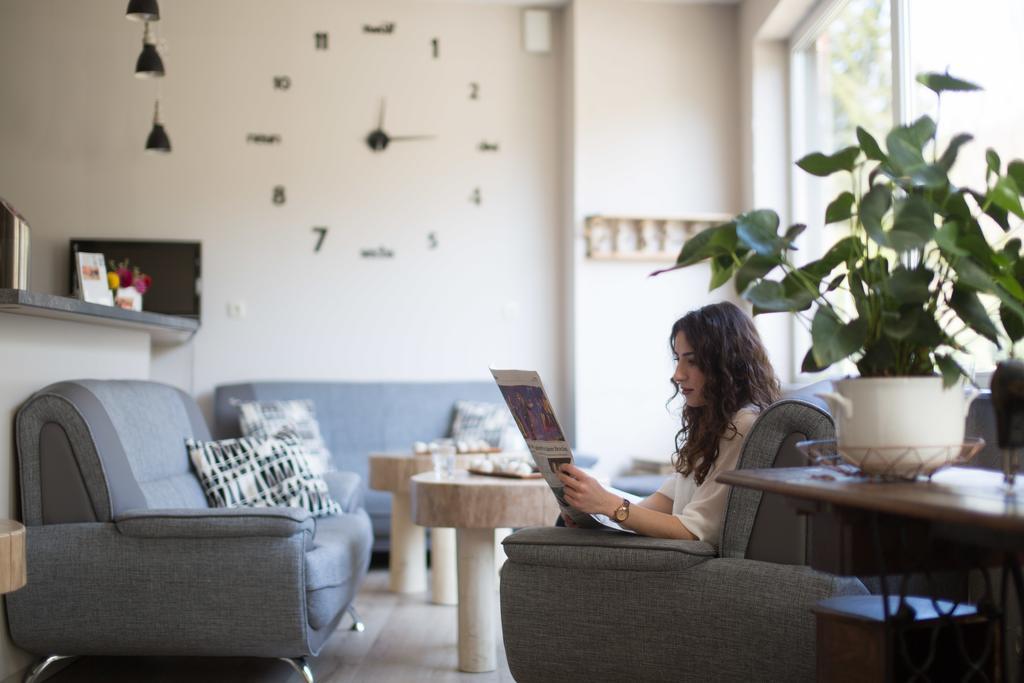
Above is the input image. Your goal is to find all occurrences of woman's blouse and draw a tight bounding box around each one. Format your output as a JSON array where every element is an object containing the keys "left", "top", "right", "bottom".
[{"left": 655, "top": 406, "right": 760, "bottom": 548}]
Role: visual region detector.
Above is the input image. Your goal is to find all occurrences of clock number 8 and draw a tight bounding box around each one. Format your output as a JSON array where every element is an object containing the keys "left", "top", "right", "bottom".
[{"left": 273, "top": 186, "right": 286, "bottom": 205}]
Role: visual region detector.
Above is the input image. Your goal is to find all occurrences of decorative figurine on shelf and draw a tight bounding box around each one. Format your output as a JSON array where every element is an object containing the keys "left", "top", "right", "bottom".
[
  {"left": 106, "top": 259, "right": 152, "bottom": 312},
  {"left": 990, "top": 360, "right": 1024, "bottom": 488}
]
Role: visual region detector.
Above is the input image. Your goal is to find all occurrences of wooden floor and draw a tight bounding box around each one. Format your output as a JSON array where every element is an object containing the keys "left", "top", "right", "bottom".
[{"left": 39, "top": 569, "right": 515, "bottom": 683}]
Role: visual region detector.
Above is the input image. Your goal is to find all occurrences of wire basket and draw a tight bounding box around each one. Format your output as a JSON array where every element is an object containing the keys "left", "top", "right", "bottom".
[{"left": 796, "top": 437, "right": 986, "bottom": 481}]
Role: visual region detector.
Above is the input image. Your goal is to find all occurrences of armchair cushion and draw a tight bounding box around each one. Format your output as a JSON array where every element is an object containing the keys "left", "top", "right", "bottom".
[
  {"left": 321, "top": 470, "right": 364, "bottom": 514},
  {"left": 114, "top": 506, "right": 315, "bottom": 540},
  {"left": 186, "top": 429, "right": 342, "bottom": 518}
]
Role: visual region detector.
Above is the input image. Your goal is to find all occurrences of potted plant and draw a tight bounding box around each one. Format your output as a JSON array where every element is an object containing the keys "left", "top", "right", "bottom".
[{"left": 654, "top": 72, "right": 1024, "bottom": 475}]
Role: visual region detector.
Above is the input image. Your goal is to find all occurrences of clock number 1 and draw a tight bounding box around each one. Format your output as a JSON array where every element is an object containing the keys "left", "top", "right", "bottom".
[
  {"left": 469, "top": 82, "right": 479, "bottom": 100},
  {"left": 313, "top": 227, "right": 328, "bottom": 253},
  {"left": 432, "top": 38, "right": 439, "bottom": 59}
]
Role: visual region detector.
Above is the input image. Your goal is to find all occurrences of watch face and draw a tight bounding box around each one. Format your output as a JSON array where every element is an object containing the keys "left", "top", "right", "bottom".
[{"left": 615, "top": 503, "right": 628, "bottom": 522}]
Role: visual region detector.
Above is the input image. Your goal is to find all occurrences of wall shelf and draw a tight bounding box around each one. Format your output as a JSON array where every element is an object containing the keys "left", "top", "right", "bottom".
[
  {"left": 583, "top": 214, "right": 732, "bottom": 262},
  {"left": 0, "top": 289, "right": 199, "bottom": 345}
]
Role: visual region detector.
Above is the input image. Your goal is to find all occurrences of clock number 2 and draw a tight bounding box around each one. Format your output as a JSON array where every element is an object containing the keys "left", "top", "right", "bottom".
[
  {"left": 469, "top": 82, "right": 479, "bottom": 100},
  {"left": 312, "top": 227, "right": 328, "bottom": 253}
]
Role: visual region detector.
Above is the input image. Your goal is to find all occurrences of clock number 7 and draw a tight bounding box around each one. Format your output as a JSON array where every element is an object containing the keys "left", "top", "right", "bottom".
[{"left": 312, "top": 226, "right": 328, "bottom": 253}]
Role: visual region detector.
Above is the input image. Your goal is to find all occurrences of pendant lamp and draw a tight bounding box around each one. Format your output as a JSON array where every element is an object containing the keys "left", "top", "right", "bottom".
[
  {"left": 126, "top": 0, "right": 159, "bottom": 22},
  {"left": 146, "top": 100, "right": 171, "bottom": 153},
  {"left": 134, "top": 22, "right": 164, "bottom": 78}
]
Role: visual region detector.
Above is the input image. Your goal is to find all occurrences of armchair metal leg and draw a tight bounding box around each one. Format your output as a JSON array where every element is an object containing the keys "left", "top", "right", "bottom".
[
  {"left": 24, "top": 655, "right": 76, "bottom": 683},
  {"left": 279, "top": 657, "right": 314, "bottom": 683},
  {"left": 347, "top": 604, "right": 366, "bottom": 632}
]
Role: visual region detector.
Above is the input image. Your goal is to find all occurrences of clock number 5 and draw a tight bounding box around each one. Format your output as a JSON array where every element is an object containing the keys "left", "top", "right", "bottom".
[
  {"left": 312, "top": 227, "right": 328, "bottom": 253},
  {"left": 469, "top": 82, "right": 479, "bottom": 100}
]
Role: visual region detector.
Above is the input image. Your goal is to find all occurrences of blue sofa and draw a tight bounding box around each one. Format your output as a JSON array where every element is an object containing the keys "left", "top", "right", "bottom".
[{"left": 213, "top": 380, "right": 598, "bottom": 552}]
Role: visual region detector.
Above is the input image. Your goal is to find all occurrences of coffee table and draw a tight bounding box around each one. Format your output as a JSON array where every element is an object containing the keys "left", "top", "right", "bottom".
[
  {"left": 369, "top": 452, "right": 475, "bottom": 603},
  {"left": 410, "top": 470, "right": 560, "bottom": 673}
]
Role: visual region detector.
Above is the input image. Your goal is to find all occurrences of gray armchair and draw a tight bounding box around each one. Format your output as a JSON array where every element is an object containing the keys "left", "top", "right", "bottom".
[
  {"left": 7, "top": 380, "right": 373, "bottom": 683},
  {"left": 499, "top": 398, "right": 869, "bottom": 682}
]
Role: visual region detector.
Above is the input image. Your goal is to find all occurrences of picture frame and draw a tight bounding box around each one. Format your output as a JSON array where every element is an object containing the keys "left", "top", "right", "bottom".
[
  {"left": 75, "top": 252, "right": 114, "bottom": 306},
  {"left": 113, "top": 287, "right": 142, "bottom": 311}
]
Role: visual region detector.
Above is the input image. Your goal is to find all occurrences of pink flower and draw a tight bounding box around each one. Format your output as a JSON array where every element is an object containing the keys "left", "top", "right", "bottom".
[
  {"left": 134, "top": 274, "right": 152, "bottom": 295},
  {"left": 117, "top": 266, "right": 133, "bottom": 288}
]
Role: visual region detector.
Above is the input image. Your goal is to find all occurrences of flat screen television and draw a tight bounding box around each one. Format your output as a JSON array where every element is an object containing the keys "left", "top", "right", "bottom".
[{"left": 70, "top": 239, "right": 201, "bottom": 319}]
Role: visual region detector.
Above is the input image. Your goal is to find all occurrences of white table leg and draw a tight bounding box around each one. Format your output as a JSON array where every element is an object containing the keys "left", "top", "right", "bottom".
[
  {"left": 389, "top": 491, "right": 427, "bottom": 593},
  {"left": 456, "top": 527, "right": 497, "bottom": 673},
  {"left": 431, "top": 527, "right": 458, "bottom": 605},
  {"left": 494, "top": 527, "right": 512, "bottom": 586}
]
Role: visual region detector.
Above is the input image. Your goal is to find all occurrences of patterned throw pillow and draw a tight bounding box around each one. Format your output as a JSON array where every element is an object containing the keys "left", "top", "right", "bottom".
[
  {"left": 450, "top": 400, "right": 527, "bottom": 451},
  {"left": 236, "top": 399, "right": 332, "bottom": 475},
  {"left": 186, "top": 429, "right": 342, "bottom": 518}
]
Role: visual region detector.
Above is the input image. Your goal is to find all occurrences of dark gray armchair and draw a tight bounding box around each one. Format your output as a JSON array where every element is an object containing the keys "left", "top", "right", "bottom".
[
  {"left": 499, "top": 397, "right": 870, "bottom": 682},
  {"left": 7, "top": 380, "right": 373, "bottom": 683}
]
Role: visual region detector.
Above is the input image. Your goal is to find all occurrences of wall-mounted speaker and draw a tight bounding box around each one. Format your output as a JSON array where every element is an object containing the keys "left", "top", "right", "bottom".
[{"left": 522, "top": 9, "right": 551, "bottom": 54}]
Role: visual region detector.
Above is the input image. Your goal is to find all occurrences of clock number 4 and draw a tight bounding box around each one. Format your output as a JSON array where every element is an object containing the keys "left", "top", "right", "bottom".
[
  {"left": 469, "top": 82, "right": 479, "bottom": 100},
  {"left": 313, "top": 227, "right": 328, "bottom": 253}
]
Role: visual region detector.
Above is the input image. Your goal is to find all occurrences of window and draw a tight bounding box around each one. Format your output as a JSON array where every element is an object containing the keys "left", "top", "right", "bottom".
[{"left": 788, "top": 0, "right": 1024, "bottom": 380}]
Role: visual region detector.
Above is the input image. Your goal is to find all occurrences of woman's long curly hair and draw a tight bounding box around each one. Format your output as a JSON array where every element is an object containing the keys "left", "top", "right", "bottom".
[{"left": 670, "top": 302, "right": 781, "bottom": 485}]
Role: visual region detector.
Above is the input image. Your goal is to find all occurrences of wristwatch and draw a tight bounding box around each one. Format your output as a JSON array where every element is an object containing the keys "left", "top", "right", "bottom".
[{"left": 613, "top": 498, "right": 631, "bottom": 523}]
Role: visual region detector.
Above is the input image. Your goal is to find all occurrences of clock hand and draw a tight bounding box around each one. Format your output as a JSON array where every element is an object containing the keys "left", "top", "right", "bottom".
[
  {"left": 378, "top": 98, "right": 386, "bottom": 130},
  {"left": 388, "top": 134, "right": 436, "bottom": 142}
]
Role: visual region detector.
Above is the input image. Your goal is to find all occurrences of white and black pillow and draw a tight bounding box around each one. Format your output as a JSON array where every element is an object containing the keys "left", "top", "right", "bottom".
[
  {"left": 186, "top": 428, "right": 342, "bottom": 518},
  {"left": 235, "top": 399, "right": 332, "bottom": 475},
  {"left": 450, "top": 400, "right": 527, "bottom": 451}
]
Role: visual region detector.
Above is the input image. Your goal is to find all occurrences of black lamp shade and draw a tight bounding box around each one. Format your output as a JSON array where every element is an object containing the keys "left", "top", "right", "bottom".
[
  {"left": 135, "top": 43, "right": 165, "bottom": 78},
  {"left": 126, "top": 0, "right": 160, "bottom": 22},
  {"left": 146, "top": 123, "right": 171, "bottom": 152}
]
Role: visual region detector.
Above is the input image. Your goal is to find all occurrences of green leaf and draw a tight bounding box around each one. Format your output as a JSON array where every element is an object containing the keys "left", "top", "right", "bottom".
[
  {"left": 952, "top": 256, "right": 994, "bottom": 291},
  {"left": 709, "top": 255, "right": 736, "bottom": 291},
  {"left": 744, "top": 280, "right": 789, "bottom": 311},
  {"left": 938, "top": 133, "right": 974, "bottom": 171},
  {"left": 949, "top": 285, "right": 1001, "bottom": 344},
  {"left": 935, "top": 221, "right": 969, "bottom": 257},
  {"left": 916, "top": 72, "right": 982, "bottom": 95},
  {"left": 886, "top": 129, "right": 927, "bottom": 174},
  {"left": 811, "top": 308, "right": 867, "bottom": 367},
  {"left": 860, "top": 184, "right": 892, "bottom": 248},
  {"left": 934, "top": 354, "right": 966, "bottom": 389},
  {"left": 1008, "top": 160, "right": 1024, "bottom": 192},
  {"left": 987, "top": 148, "right": 1002, "bottom": 177},
  {"left": 825, "top": 192, "right": 855, "bottom": 224},
  {"left": 802, "top": 236, "right": 859, "bottom": 279},
  {"left": 736, "top": 210, "right": 784, "bottom": 256},
  {"left": 882, "top": 306, "right": 921, "bottom": 340},
  {"left": 989, "top": 176, "right": 1024, "bottom": 219},
  {"left": 796, "top": 146, "right": 861, "bottom": 177},
  {"left": 734, "top": 254, "right": 779, "bottom": 294},
  {"left": 886, "top": 266, "right": 933, "bottom": 304},
  {"left": 908, "top": 116, "right": 937, "bottom": 148},
  {"left": 1003, "top": 238, "right": 1022, "bottom": 262},
  {"left": 673, "top": 221, "right": 737, "bottom": 268},
  {"left": 801, "top": 347, "right": 829, "bottom": 373},
  {"left": 825, "top": 273, "right": 844, "bottom": 292},
  {"left": 857, "top": 339, "right": 897, "bottom": 377},
  {"left": 905, "top": 313, "right": 944, "bottom": 347},
  {"left": 857, "top": 127, "right": 886, "bottom": 162},
  {"left": 1001, "top": 304, "right": 1024, "bottom": 343},
  {"left": 784, "top": 223, "right": 807, "bottom": 245},
  {"left": 908, "top": 164, "right": 948, "bottom": 190},
  {"left": 890, "top": 195, "right": 936, "bottom": 251}
]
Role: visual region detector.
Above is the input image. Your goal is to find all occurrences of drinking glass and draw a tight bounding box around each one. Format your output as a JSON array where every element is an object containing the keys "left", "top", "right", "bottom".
[{"left": 430, "top": 438, "right": 456, "bottom": 479}]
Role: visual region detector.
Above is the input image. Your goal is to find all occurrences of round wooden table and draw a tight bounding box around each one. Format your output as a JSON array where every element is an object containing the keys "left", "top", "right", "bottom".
[
  {"left": 0, "top": 520, "right": 26, "bottom": 594},
  {"left": 369, "top": 452, "right": 475, "bottom": 603},
  {"left": 410, "top": 471, "right": 560, "bottom": 673}
]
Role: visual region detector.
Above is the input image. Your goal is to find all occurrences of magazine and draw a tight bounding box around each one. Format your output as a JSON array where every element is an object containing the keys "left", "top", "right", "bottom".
[{"left": 490, "top": 368, "right": 639, "bottom": 532}]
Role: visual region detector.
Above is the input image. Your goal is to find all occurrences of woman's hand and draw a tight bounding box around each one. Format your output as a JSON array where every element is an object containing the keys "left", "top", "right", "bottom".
[
  {"left": 560, "top": 511, "right": 579, "bottom": 528},
  {"left": 557, "top": 463, "right": 620, "bottom": 516}
]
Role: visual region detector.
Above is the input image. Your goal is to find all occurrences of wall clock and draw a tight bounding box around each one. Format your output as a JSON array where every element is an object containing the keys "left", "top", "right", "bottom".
[{"left": 249, "top": 19, "right": 503, "bottom": 256}]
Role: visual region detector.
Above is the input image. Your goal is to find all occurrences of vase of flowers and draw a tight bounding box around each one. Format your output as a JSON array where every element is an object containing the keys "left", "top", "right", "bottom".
[
  {"left": 107, "top": 259, "right": 152, "bottom": 312},
  {"left": 653, "top": 72, "right": 1023, "bottom": 474}
]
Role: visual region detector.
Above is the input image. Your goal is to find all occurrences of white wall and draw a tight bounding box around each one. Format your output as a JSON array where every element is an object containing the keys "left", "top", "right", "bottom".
[
  {"left": 0, "top": 0, "right": 567, "bottom": 422},
  {"left": 569, "top": 0, "right": 741, "bottom": 474}
]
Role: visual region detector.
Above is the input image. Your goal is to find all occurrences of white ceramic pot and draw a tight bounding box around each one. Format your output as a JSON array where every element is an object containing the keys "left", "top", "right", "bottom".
[{"left": 815, "top": 376, "right": 979, "bottom": 477}]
